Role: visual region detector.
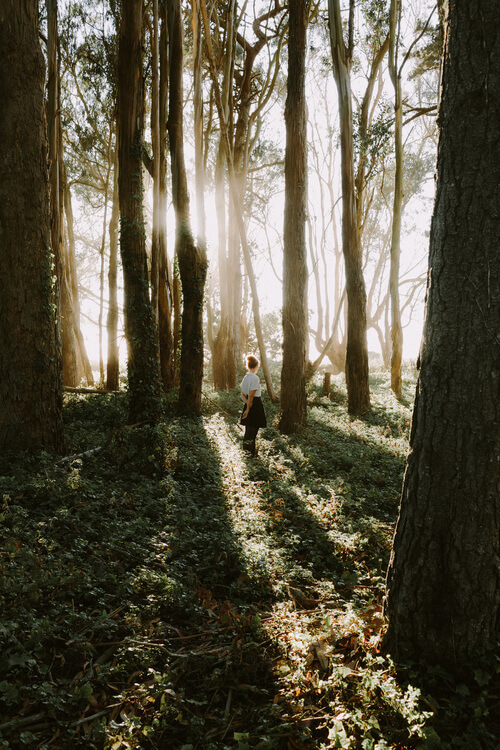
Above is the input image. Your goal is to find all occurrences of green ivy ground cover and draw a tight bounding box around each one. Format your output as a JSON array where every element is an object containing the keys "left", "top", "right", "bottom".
[{"left": 0, "top": 371, "right": 498, "bottom": 749}]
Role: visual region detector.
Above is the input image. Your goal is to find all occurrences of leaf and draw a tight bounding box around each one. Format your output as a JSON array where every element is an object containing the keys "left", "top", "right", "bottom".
[
  {"left": 473, "top": 669, "right": 491, "bottom": 687},
  {"left": 0, "top": 680, "right": 20, "bottom": 704}
]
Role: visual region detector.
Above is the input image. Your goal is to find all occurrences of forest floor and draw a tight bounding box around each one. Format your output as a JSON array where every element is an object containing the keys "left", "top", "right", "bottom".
[{"left": 0, "top": 368, "right": 498, "bottom": 750}]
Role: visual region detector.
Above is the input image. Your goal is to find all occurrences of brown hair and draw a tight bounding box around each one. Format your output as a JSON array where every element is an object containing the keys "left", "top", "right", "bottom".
[{"left": 246, "top": 354, "right": 259, "bottom": 370}]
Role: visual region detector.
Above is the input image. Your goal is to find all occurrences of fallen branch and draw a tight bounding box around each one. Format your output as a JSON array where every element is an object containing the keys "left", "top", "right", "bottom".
[
  {"left": 59, "top": 447, "right": 102, "bottom": 463},
  {"left": 0, "top": 711, "right": 47, "bottom": 733}
]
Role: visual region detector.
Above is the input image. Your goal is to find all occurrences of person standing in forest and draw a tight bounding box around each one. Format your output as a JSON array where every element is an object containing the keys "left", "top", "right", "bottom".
[{"left": 240, "top": 354, "right": 267, "bottom": 457}]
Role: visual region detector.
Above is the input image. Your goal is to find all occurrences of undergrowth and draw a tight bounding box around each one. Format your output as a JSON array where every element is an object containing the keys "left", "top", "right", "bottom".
[{"left": 0, "top": 370, "right": 498, "bottom": 749}]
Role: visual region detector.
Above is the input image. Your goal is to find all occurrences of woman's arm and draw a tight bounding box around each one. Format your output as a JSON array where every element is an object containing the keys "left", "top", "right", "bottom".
[{"left": 242, "top": 389, "right": 256, "bottom": 419}]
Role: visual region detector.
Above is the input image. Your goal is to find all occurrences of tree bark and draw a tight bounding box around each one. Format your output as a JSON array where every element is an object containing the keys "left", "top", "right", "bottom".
[
  {"left": 98, "top": 131, "right": 112, "bottom": 384},
  {"left": 117, "top": 0, "right": 162, "bottom": 423},
  {"left": 383, "top": 0, "right": 500, "bottom": 671},
  {"left": 62, "top": 160, "right": 94, "bottom": 386},
  {"left": 0, "top": 0, "right": 64, "bottom": 452},
  {"left": 212, "top": 0, "right": 237, "bottom": 391},
  {"left": 158, "top": 4, "right": 174, "bottom": 390},
  {"left": 106, "top": 146, "right": 120, "bottom": 391},
  {"left": 388, "top": 0, "right": 404, "bottom": 397},
  {"left": 167, "top": 0, "right": 207, "bottom": 415},
  {"left": 150, "top": 0, "right": 160, "bottom": 327},
  {"left": 279, "top": 0, "right": 308, "bottom": 434},
  {"left": 328, "top": 0, "right": 370, "bottom": 415}
]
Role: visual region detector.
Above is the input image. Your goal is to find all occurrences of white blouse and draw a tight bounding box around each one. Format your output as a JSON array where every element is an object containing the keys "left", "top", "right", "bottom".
[{"left": 240, "top": 372, "right": 261, "bottom": 397}]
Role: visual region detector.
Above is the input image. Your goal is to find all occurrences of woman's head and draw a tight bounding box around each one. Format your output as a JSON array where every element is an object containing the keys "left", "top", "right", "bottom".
[{"left": 246, "top": 354, "right": 259, "bottom": 371}]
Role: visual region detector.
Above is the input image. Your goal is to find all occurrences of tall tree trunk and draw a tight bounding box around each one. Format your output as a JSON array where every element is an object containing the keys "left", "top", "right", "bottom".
[
  {"left": 99, "top": 131, "right": 112, "bottom": 384},
  {"left": 328, "top": 0, "right": 370, "bottom": 415},
  {"left": 150, "top": 0, "right": 160, "bottom": 327},
  {"left": 383, "top": 0, "right": 500, "bottom": 672},
  {"left": 388, "top": 0, "right": 403, "bottom": 397},
  {"left": 46, "top": 0, "right": 67, "bottom": 383},
  {"left": 279, "top": 0, "right": 308, "bottom": 434},
  {"left": 212, "top": 0, "right": 236, "bottom": 391},
  {"left": 158, "top": 4, "right": 174, "bottom": 390},
  {"left": 62, "top": 160, "right": 94, "bottom": 386},
  {"left": 172, "top": 264, "right": 182, "bottom": 387},
  {"left": 117, "top": 0, "right": 162, "bottom": 423},
  {"left": 0, "top": 0, "right": 64, "bottom": 452},
  {"left": 106, "top": 146, "right": 120, "bottom": 391},
  {"left": 167, "top": 0, "right": 207, "bottom": 415}
]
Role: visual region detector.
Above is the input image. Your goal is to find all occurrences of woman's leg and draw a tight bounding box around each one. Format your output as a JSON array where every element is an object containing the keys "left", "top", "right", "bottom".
[{"left": 243, "top": 425, "right": 259, "bottom": 456}]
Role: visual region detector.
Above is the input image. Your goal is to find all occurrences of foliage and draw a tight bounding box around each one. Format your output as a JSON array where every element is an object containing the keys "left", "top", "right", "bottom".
[{"left": 0, "top": 377, "right": 497, "bottom": 748}]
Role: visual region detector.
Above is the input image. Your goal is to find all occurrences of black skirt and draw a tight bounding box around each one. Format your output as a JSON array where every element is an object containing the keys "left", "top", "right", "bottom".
[{"left": 241, "top": 396, "right": 267, "bottom": 428}]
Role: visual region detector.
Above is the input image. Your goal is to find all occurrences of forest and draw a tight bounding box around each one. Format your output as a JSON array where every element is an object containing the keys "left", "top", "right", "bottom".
[{"left": 0, "top": 0, "right": 498, "bottom": 748}]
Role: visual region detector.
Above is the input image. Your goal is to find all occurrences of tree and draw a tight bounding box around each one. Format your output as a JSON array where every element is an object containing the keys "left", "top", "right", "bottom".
[
  {"left": 279, "top": 0, "right": 308, "bottom": 434},
  {"left": 117, "top": 0, "right": 162, "bottom": 423},
  {"left": 158, "top": 1, "right": 174, "bottom": 391},
  {"left": 0, "top": 0, "right": 64, "bottom": 452},
  {"left": 383, "top": 0, "right": 500, "bottom": 671},
  {"left": 200, "top": 0, "right": 277, "bottom": 402},
  {"left": 106, "top": 147, "right": 120, "bottom": 390},
  {"left": 328, "top": 0, "right": 371, "bottom": 415},
  {"left": 209, "top": 1, "right": 286, "bottom": 391},
  {"left": 167, "top": 0, "right": 207, "bottom": 415}
]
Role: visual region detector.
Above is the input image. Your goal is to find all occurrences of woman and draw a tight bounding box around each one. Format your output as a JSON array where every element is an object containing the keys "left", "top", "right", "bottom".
[{"left": 240, "top": 354, "right": 267, "bottom": 457}]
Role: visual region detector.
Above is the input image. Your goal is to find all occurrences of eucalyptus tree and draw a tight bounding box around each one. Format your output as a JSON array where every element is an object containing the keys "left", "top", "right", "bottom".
[
  {"left": 0, "top": 0, "right": 64, "bottom": 452},
  {"left": 158, "top": 1, "right": 175, "bottom": 390},
  {"left": 45, "top": 0, "right": 95, "bottom": 387},
  {"left": 225, "top": 0, "right": 287, "bottom": 387},
  {"left": 147, "top": 0, "right": 174, "bottom": 390},
  {"left": 200, "top": 0, "right": 278, "bottom": 402},
  {"left": 167, "top": 0, "right": 207, "bottom": 415},
  {"left": 106, "top": 148, "right": 120, "bottom": 391},
  {"left": 327, "top": 0, "right": 371, "bottom": 414},
  {"left": 306, "top": 55, "right": 346, "bottom": 376},
  {"left": 205, "top": 0, "right": 287, "bottom": 392},
  {"left": 387, "top": 0, "right": 440, "bottom": 396},
  {"left": 384, "top": 0, "right": 500, "bottom": 671},
  {"left": 59, "top": 0, "right": 120, "bottom": 388},
  {"left": 118, "top": 0, "right": 162, "bottom": 422},
  {"left": 279, "top": 0, "right": 308, "bottom": 434}
]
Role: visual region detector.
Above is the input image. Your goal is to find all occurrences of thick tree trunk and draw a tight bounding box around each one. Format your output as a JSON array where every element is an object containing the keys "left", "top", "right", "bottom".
[
  {"left": 0, "top": 0, "right": 64, "bottom": 452},
  {"left": 117, "top": 0, "right": 162, "bottom": 423},
  {"left": 106, "top": 147, "right": 120, "bottom": 391},
  {"left": 167, "top": 0, "right": 207, "bottom": 415},
  {"left": 328, "top": 0, "right": 370, "bottom": 415},
  {"left": 279, "top": 0, "right": 308, "bottom": 434},
  {"left": 383, "top": 0, "right": 500, "bottom": 671}
]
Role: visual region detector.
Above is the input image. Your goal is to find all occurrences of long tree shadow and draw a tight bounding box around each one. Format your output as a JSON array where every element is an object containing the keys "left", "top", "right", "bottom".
[
  {"left": 0, "top": 398, "right": 308, "bottom": 750},
  {"left": 234, "top": 402, "right": 406, "bottom": 602},
  {"left": 148, "top": 416, "right": 296, "bottom": 748}
]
